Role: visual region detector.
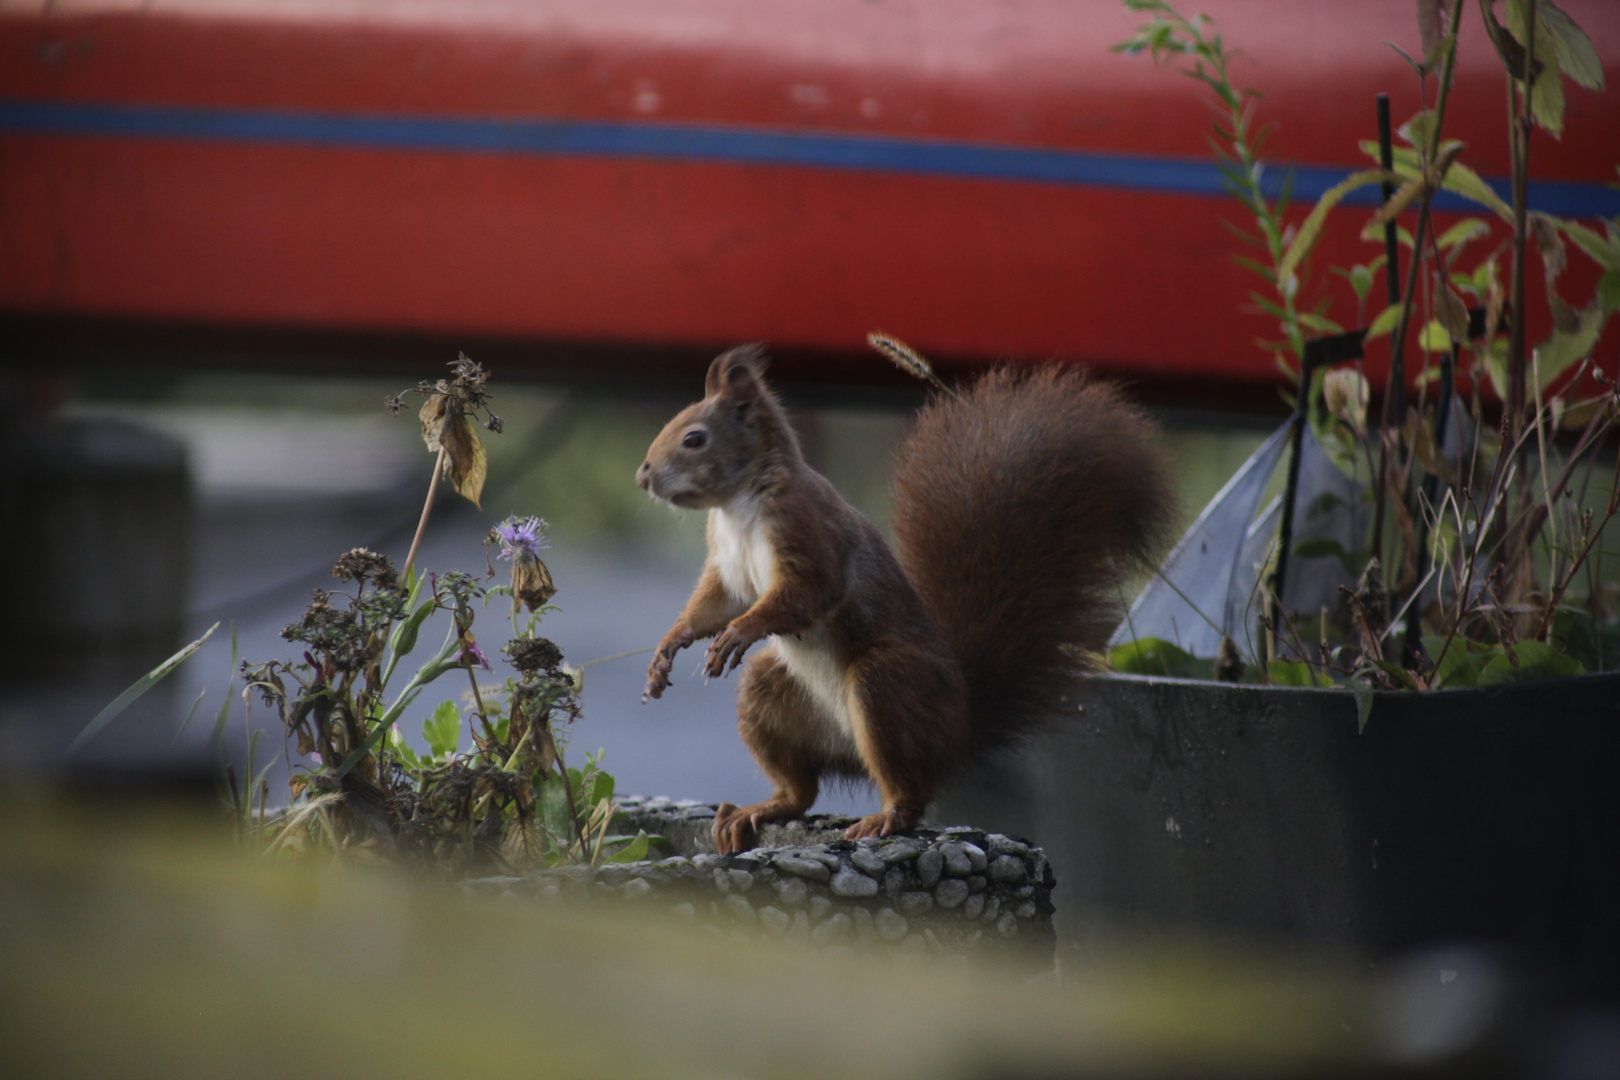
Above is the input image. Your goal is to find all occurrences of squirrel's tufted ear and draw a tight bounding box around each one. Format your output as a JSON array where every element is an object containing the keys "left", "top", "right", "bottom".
[{"left": 705, "top": 344, "right": 769, "bottom": 399}]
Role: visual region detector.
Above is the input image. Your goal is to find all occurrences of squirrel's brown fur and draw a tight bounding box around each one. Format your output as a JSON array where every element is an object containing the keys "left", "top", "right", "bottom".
[{"left": 637, "top": 345, "right": 1174, "bottom": 853}]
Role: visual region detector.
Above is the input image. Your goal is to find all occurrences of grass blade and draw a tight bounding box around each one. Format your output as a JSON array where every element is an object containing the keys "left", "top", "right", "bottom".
[
  {"left": 69, "top": 622, "right": 220, "bottom": 754},
  {"left": 173, "top": 688, "right": 208, "bottom": 742},
  {"left": 211, "top": 621, "right": 239, "bottom": 749}
]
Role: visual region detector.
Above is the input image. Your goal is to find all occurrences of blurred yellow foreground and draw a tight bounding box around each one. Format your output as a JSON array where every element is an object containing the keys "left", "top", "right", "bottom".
[{"left": 0, "top": 788, "right": 1388, "bottom": 1079}]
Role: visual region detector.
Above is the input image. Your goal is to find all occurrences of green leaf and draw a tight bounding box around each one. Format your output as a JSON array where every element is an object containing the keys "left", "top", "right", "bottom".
[
  {"left": 1293, "top": 538, "right": 1349, "bottom": 560},
  {"left": 389, "top": 587, "right": 435, "bottom": 662},
  {"left": 1349, "top": 679, "right": 1374, "bottom": 734},
  {"left": 539, "top": 773, "right": 574, "bottom": 843},
  {"left": 1483, "top": 335, "right": 1512, "bottom": 400},
  {"left": 1398, "top": 110, "right": 1438, "bottom": 149},
  {"left": 1364, "top": 303, "right": 1403, "bottom": 340},
  {"left": 1348, "top": 264, "right": 1375, "bottom": 303},
  {"left": 1532, "top": 51, "right": 1567, "bottom": 136},
  {"left": 1267, "top": 660, "right": 1318, "bottom": 687},
  {"left": 1552, "top": 218, "right": 1620, "bottom": 270},
  {"left": 1360, "top": 142, "right": 1514, "bottom": 222},
  {"left": 1418, "top": 319, "right": 1453, "bottom": 353},
  {"left": 387, "top": 724, "right": 424, "bottom": 771},
  {"left": 1297, "top": 312, "right": 1346, "bottom": 334},
  {"left": 1600, "top": 270, "right": 1620, "bottom": 316},
  {"left": 1371, "top": 658, "right": 1419, "bottom": 691},
  {"left": 1535, "top": 303, "right": 1607, "bottom": 386},
  {"left": 70, "top": 622, "right": 220, "bottom": 754},
  {"left": 1476, "top": 640, "right": 1586, "bottom": 684},
  {"left": 1537, "top": 0, "right": 1605, "bottom": 91},
  {"left": 335, "top": 719, "right": 392, "bottom": 779},
  {"left": 605, "top": 830, "right": 651, "bottom": 865},
  {"left": 1427, "top": 636, "right": 1482, "bottom": 688},
  {"left": 1107, "top": 637, "right": 1216, "bottom": 679},
  {"left": 590, "top": 769, "right": 614, "bottom": 807},
  {"left": 1276, "top": 168, "right": 1385, "bottom": 287},
  {"left": 1436, "top": 218, "right": 1491, "bottom": 251},
  {"left": 1550, "top": 608, "right": 1602, "bottom": 673},
  {"left": 1305, "top": 491, "right": 1350, "bottom": 517},
  {"left": 422, "top": 699, "right": 461, "bottom": 759}
]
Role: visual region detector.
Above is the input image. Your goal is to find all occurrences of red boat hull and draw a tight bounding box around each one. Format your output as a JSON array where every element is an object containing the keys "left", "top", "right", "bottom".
[{"left": 2, "top": 1, "right": 1617, "bottom": 385}]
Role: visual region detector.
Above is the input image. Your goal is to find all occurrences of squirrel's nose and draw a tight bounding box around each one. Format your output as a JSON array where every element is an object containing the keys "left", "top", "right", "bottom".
[{"left": 636, "top": 461, "right": 651, "bottom": 490}]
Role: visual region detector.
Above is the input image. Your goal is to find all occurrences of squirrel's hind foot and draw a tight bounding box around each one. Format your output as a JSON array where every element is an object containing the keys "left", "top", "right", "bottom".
[
  {"left": 712, "top": 797, "right": 809, "bottom": 854},
  {"left": 844, "top": 807, "right": 921, "bottom": 842}
]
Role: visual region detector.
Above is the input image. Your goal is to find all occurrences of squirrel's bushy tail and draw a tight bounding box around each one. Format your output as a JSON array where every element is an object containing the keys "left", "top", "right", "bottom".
[{"left": 890, "top": 367, "right": 1176, "bottom": 748}]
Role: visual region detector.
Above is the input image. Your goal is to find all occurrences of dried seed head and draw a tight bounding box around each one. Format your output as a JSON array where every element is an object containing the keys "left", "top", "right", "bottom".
[
  {"left": 867, "top": 331, "right": 945, "bottom": 391},
  {"left": 331, "top": 548, "right": 400, "bottom": 593},
  {"left": 503, "top": 636, "right": 564, "bottom": 677}
]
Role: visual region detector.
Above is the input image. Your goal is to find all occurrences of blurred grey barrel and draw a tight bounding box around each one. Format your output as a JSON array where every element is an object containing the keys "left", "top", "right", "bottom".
[{"left": 2, "top": 415, "right": 192, "bottom": 682}]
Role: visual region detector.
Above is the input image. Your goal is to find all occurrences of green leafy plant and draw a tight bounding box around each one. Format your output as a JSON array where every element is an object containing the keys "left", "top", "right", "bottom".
[
  {"left": 1116, "top": 0, "right": 1619, "bottom": 693},
  {"left": 76, "top": 357, "right": 648, "bottom": 872},
  {"left": 1114, "top": 0, "right": 1357, "bottom": 377}
]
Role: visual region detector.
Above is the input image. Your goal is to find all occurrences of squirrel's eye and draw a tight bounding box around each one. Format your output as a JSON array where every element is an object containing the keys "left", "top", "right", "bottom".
[{"left": 682, "top": 430, "right": 707, "bottom": 449}]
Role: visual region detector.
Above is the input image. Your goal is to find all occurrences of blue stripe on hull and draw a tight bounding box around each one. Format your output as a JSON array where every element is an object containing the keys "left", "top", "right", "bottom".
[{"left": 3, "top": 100, "right": 1616, "bottom": 219}]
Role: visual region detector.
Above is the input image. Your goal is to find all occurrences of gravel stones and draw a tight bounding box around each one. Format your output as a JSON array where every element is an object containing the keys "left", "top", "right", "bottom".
[
  {"left": 939, "top": 843, "right": 973, "bottom": 878},
  {"left": 830, "top": 869, "right": 879, "bottom": 898},
  {"left": 935, "top": 879, "right": 969, "bottom": 909},
  {"left": 849, "top": 847, "right": 887, "bottom": 876},
  {"left": 960, "top": 843, "right": 988, "bottom": 873},
  {"left": 504, "top": 799, "right": 1055, "bottom": 966},
  {"left": 989, "top": 855, "right": 1028, "bottom": 884},
  {"left": 898, "top": 891, "right": 934, "bottom": 915},
  {"left": 879, "top": 838, "right": 924, "bottom": 863},
  {"left": 775, "top": 856, "right": 831, "bottom": 882},
  {"left": 875, "top": 907, "right": 909, "bottom": 942},
  {"left": 774, "top": 877, "right": 809, "bottom": 909}
]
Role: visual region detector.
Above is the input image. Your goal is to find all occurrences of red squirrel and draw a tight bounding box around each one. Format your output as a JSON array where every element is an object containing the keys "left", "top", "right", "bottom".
[{"left": 636, "top": 345, "right": 1174, "bottom": 853}]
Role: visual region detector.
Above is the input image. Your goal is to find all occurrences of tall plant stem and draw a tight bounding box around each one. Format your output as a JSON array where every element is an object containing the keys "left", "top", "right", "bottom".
[
  {"left": 1369, "top": 0, "right": 1464, "bottom": 592},
  {"left": 1506, "top": 1, "right": 1536, "bottom": 448},
  {"left": 1500, "top": 1, "right": 1537, "bottom": 609},
  {"left": 404, "top": 443, "right": 446, "bottom": 578}
]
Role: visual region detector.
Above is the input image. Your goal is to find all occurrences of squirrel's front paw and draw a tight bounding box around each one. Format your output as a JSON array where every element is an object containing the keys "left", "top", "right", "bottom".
[
  {"left": 642, "top": 663, "right": 671, "bottom": 702},
  {"left": 643, "top": 650, "right": 678, "bottom": 701},
  {"left": 704, "top": 621, "right": 758, "bottom": 678},
  {"left": 643, "top": 629, "right": 693, "bottom": 701}
]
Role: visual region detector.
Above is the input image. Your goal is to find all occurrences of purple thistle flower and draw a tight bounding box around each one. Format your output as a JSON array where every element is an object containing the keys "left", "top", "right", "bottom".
[{"left": 494, "top": 515, "right": 550, "bottom": 566}]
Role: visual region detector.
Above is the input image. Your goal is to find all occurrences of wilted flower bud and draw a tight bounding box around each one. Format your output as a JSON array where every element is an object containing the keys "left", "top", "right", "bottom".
[{"left": 1323, "top": 368, "right": 1370, "bottom": 436}]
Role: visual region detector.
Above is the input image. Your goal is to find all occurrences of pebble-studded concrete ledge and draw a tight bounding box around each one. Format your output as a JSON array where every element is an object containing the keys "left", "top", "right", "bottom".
[{"left": 464, "top": 796, "right": 1056, "bottom": 967}]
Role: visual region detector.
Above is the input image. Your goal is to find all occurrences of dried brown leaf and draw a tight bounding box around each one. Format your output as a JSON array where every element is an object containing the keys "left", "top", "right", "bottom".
[{"left": 442, "top": 412, "right": 487, "bottom": 508}]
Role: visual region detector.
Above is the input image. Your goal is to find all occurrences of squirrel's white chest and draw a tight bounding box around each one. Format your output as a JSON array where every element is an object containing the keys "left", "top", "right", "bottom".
[
  {"left": 711, "top": 502, "right": 853, "bottom": 746},
  {"left": 710, "top": 502, "right": 775, "bottom": 603}
]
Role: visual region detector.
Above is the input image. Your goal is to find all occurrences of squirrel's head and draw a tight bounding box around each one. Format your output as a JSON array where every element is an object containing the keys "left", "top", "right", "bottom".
[{"left": 637, "top": 345, "right": 786, "bottom": 509}]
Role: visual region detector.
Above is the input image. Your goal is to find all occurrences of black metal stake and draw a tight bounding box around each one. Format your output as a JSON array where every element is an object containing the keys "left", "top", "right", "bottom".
[{"left": 1269, "top": 329, "right": 1367, "bottom": 659}]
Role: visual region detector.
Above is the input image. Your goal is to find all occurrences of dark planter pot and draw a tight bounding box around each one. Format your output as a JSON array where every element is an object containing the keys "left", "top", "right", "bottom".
[{"left": 936, "top": 671, "right": 1620, "bottom": 994}]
